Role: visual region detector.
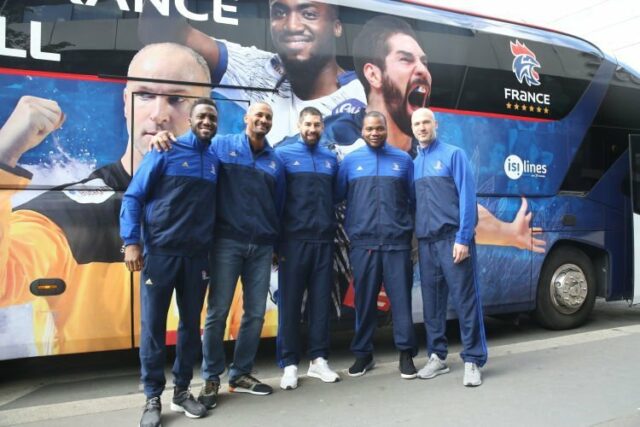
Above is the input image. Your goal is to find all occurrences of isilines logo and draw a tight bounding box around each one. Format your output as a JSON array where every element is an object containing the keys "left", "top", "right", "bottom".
[{"left": 504, "top": 154, "right": 547, "bottom": 180}]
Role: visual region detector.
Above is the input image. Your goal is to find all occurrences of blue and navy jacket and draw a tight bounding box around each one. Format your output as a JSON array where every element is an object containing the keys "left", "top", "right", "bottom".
[
  {"left": 212, "top": 133, "right": 286, "bottom": 245},
  {"left": 120, "top": 130, "right": 218, "bottom": 256},
  {"left": 336, "top": 142, "right": 414, "bottom": 248},
  {"left": 275, "top": 136, "right": 338, "bottom": 242},
  {"left": 413, "top": 139, "right": 477, "bottom": 244}
]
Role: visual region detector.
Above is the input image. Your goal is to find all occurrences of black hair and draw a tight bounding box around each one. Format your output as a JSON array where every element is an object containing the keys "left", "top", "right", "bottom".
[
  {"left": 190, "top": 97, "right": 217, "bottom": 115},
  {"left": 352, "top": 15, "right": 418, "bottom": 97},
  {"left": 298, "top": 106, "right": 323, "bottom": 122}
]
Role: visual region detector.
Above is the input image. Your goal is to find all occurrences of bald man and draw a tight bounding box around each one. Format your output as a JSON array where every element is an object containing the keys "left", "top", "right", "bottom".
[
  {"left": 411, "top": 108, "right": 487, "bottom": 387},
  {"left": 0, "top": 43, "right": 212, "bottom": 362}
]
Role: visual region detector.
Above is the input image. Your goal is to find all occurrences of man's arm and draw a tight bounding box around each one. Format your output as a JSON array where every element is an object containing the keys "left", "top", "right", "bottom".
[
  {"left": 119, "top": 150, "right": 165, "bottom": 271},
  {"left": 451, "top": 149, "right": 476, "bottom": 263},
  {"left": 335, "top": 156, "right": 349, "bottom": 203}
]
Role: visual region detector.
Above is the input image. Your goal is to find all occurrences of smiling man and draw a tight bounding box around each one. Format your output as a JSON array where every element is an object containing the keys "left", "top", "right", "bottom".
[
  {"left": 139, "top": 0, "right": 366, "bottom": 143},
  {"left": 121, "top": 98, "right": 219, "bottom": 427},
  {"left": 336, "top": 111, "right": 417, "bottom": 379}
]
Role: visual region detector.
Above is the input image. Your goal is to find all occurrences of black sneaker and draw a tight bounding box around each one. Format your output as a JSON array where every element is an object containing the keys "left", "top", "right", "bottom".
[
  {"left": 140, "top": 396, "right": 161, "bottom": 427},
  {"left": 399, "top": 350, "right": 417, "bottom": 379},
  {"left": 348, "top": 355, "right": 375, "bottom": 377},
  {"left": 197, "top": 380, "right": 220, "bottom": 409},
  {"left": 170, "top": 387, "right": 207, "bottom": 418},
  {"left": 229, "top": 374, "right": 273, "bottom": 395}
]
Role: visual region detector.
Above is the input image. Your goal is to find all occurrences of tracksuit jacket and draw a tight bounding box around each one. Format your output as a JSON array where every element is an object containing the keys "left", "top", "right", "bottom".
[
  {"left": 212, "top": 133, "right": 285, "bottom": 245},
  {"left": 275, "top": 136, "right": 338, "bottom": 241},
  {"left": 336, "top": 142, "right": 414, "bottom": 247},
  {"left": 413, "top": 139, "right": 477, "bottom": 243},
  {"left": 120, "top": 131, "right": 218, "bottom": 255}
]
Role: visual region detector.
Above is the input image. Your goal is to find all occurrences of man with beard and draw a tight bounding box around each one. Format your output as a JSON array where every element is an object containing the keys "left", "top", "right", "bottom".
[
  {"left": 121, "top": 98, "right": 219, "bottom": 426},
  {"left": 336, "top": 111, "right": 417, "bottom": 379},
  {"left": 325, "top": 15, "right": 545, "bottom": 253},
  {"left": 139, "top": 0, "right": 366, "bottom": 143},
  {"left": 411, "top": 107, "right": 487, "bottom": 387},
  {"left": 274, "top": 107, "right": 340, "bottom": 390},
  {"left": 0, "top": 43, "right": 212, "bottom": 358}
]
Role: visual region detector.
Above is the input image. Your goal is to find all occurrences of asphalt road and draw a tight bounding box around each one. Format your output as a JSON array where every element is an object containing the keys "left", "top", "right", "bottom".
[{"left": 1, "top": 300, "right": 640, "bottom": 427}]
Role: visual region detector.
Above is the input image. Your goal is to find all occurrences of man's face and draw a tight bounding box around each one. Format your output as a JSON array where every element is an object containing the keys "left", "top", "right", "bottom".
[
  {"left": 244, "top": 103, "right": 273, "bottom": 139},
  {"left": 362, "top": 115, "right": 387, "bottom": 149},
  {"left": 270, "top": 0, "right": 340, "bottom": 69},
  {"left": 124, "top": 48, "right": 209, "bottom": 157},
  {"left": 380, "top": 33, "right": 432, "bottom": 137},
  {"left": 411, "top": 109, "right": 437, "bottom": 145},
  {"left": 298, "top": 113, "right": 323, "bottom": 146},
  {"left": 189, "top": 104, "right": 218, "bottom": 141}
]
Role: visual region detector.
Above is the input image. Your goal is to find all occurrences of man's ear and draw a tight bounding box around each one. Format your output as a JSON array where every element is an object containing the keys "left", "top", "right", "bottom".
[
  {"left": 363, "top": 63, "right": 382, "bottom": 90},
  {"left": 333, "top": 20, "right": 343, "bottom": 38}
]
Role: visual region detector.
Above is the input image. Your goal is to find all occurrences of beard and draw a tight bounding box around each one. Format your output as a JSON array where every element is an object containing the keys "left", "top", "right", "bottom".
[
  {"left": 382, "top": 75, "right": 413, "bottom": 137},
  {"left": 281, "top": 53, "right": 333, "bottom": 98}
]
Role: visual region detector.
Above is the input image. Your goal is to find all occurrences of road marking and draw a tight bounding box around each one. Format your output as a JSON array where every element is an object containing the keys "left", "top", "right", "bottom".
[{"left": 2, "top": 324, "right": 640, "bottom": 426}]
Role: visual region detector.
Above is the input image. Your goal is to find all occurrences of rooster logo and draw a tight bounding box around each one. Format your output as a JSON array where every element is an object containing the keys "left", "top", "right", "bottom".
[{"left": 510, "top": 40, "right": 541, "bottom": 87}]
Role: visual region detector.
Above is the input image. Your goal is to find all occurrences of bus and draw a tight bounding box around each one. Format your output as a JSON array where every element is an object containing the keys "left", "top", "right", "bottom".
[{"left": 1, "top": 0, "right": 639, "bottom": 361}]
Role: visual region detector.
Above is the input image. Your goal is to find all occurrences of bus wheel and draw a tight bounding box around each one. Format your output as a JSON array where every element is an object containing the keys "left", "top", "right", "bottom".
[{"left": 534, "top": 247, "right": 596, "bottom": 330}]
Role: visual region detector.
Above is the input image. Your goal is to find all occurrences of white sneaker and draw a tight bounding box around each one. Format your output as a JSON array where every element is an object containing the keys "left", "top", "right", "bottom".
[
  {"left": 463, "top": 362, "right": 482, "bottom": 387},
  {"left": 280, "top": 365, "right": 298, "bottom": 390},
  {"left": 307, "top": 357, "right": 340, "bottom": 383},
  {"left": 417, "top": 354, "right": 450, "bottom": 379}
]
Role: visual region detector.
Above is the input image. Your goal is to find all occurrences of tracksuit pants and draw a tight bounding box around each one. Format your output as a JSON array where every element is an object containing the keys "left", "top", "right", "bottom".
[
  {"left": 349, "top": 247, "right": 416, "bottom": 357},
  {"left": 418, "top": 238, "right": 488, "bottom": 366},
  {"left": 276, "top": 240, "right": 334, "bottom": 368},
  {"left": 139, "top": 253, "right": 209, "bottom": 398}
]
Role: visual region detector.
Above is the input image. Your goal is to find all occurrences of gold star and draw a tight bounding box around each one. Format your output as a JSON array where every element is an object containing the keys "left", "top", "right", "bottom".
[
  {"left": 544, "top": 107, "right": 549, "bottom": 114},
  {"left": 514, "top": 104, "right": 520, "bottom": 110},
  {"left": 529, "top": 105, "right": 535, "bottom": 112},
  {"left": 536, "top": 106, "right": 542, "bottom": 113},
  {"left": 506, "top": 102, "right": 512, "bottom": 109},
  {"left": 522, "top": 104, "right": 528, "bottom": 111}
]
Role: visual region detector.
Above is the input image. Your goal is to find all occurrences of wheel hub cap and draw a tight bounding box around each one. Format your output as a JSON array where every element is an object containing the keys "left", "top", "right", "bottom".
[{"left": 550, "top": 263, "right": 588, "bottom": 315}]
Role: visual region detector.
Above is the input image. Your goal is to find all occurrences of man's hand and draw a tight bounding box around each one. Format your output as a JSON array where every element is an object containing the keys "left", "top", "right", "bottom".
[
  {"left": 149, "top": 130, "right": 176, "bottom": 152},
  {"left": 124, "top": 244, "right": 144, "bottom": 272},
  {"left": 452, "top": 243, "right": 469, "bottom": 264},
  {"left": 0, "top": 96, "right": 65, "bottom": 167},
  {"left": 506, "top": 197, "right": 546, "bottom": 253}
]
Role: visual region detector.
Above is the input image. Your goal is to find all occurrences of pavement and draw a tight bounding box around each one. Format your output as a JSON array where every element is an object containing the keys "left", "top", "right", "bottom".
[{"left": 2, "top": 300, "right": 640, "bottom": 427}]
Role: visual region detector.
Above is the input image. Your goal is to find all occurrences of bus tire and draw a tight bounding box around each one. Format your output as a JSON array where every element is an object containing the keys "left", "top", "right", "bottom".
[{"left": 534, "top": 247, "right": 596, "bottom": 330}]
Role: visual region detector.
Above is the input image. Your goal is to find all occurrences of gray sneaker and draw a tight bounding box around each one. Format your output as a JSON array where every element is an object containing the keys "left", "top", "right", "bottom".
[
  {"left": 417, "top": 354, "right": 450, "bottom": 379},
  {"left": 139, "top": 396, "right": 161, "bottom": 427},
  {"left": 463, "top": 362, "right": 482, "bottom": 387},
  {"left": 170, "top": 388, "right": 207, "bottom": 418}
]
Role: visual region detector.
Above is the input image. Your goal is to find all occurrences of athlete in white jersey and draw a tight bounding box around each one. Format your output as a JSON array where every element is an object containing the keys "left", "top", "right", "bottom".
[{"left": 213, "top": 39, "right": 365, "bottom": 144}]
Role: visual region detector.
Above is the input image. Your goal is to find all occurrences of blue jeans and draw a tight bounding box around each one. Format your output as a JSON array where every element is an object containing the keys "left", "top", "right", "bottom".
[{"left": 201, "top": 238, "right": 273, "bottom": 382}]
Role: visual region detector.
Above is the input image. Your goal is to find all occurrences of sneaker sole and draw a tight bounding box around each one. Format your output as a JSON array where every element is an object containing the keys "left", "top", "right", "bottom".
[
  {"left": 170, "top": 402, "right": 205, "bottom": 418},
  {"left": 463, "top": 379, "right": 482, "bottom": 387},
  {"left": 139, "top": 423, "right": 162, "bottom": 427},
  {"left": 307, "top": 371, "right": 340, "bottom": 383},
  {"left": 197, "top": 398, "right": 217, "bottom": 410},
  {"left": 347, "top": 361, "right": 375, "bottom": 377},
  {"left": 400, "top": 372, "right": 418, "bottom": 380},
  {"left": 417, "top": 367, "right": 450, "bottom": 379},
  {"left": 228, "top": 386, "right": 272, "bottom": 396},
  {"left": 279, "top": 382, "right": 298, "bottom": 390}
]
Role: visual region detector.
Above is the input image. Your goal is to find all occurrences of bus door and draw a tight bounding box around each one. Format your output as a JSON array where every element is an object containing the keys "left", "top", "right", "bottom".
[{"left": 629, "top": 134, "right": 640, "bottom": 304}]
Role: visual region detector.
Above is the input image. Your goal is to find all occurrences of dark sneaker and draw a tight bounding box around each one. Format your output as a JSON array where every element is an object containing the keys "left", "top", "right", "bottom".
[
  {"left": 140, "top": 396, "right": 161, "bottom": 427},
  {"left": 170, "top": 388, "right": 207, "bottom": 418},
  {"left": 197, "top": 380, "right": 220, "bottom": 409},
  {"left": 229, "top": 374, "right": 273, "bottom": 395},
  {"left": 399, "top": 351, "right": 417, "bottom": 379},
  {"left": 348, "top": 355, "right": 375, "bottom": 377}
]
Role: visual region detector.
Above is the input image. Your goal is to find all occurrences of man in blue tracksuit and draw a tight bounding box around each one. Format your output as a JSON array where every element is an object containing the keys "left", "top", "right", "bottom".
[
  {"left": 120, "top": 98, "right": 219, "bottom": 427},
  {"left": 336, "top": 111, "right": 417, "bottom": 379},
  {"left": 411, "top": 108, "right": 488, "bottom": 387},
  {"left": 275, "top": 107, "right": 340, "bottom": 390},
  {"left": 149, "top": 102, "right": 285, "bottom": 405}
]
